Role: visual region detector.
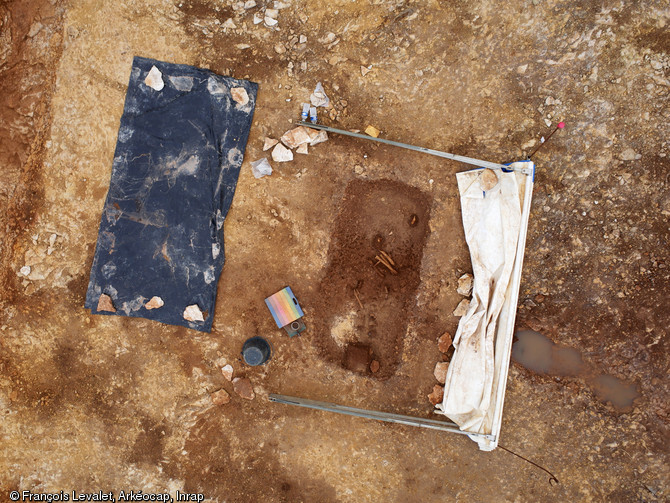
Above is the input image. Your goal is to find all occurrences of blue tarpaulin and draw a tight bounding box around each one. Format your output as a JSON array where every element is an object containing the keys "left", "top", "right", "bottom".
[{"left": 85, "top": 56, "right": 257, "bottom": 331}]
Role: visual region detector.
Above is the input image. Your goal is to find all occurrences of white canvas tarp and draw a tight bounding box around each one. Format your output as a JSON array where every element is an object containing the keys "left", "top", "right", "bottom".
[{"left": 436, "top": 161, "right": 534, "bottom": 451}]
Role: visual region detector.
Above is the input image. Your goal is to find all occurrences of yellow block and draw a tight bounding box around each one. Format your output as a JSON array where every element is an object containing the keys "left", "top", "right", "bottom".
[{"left": 365, "top": 125, "right": 380, "bottom": 137}]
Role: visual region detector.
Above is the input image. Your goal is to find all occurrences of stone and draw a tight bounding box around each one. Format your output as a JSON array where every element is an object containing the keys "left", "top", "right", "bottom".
[
  {"left": 264, "top": 16, "right": 278, "bottom": 27},
  {"left": 296, "top": 143, "right": 308, "bottom": 154},
  {"left": 97, "top": 294, "right": 116, "bottom": 313},
  {"left": 274, "top": 42, "right": 285, "bottom": 54},
  {"left": 370, "top": 360, "right": 380, "bottom": 373},
  {"left": 233, "top": 377, "right": 255, "bottom": 400},
  {"left": 354, "top": 164, "right": 364, "bottom": 174},
  {"left": 169, "top": 76, "right": 194, "bottom": 91},
  {"left": 457, "top": 273, "right": 473, "bottom": 296},
  {"left": 231, "top": 87, "right": 249, "bottom": 105},
  {"left": 223, "top": 18, "right": 237, "bottom": 29},
  {"left": 281, "top": 126, "right": 312, "bottom": 148},
  {"left": 310, "top": 82, "right": 329, "bottom": 107},
  {"left": 253, "top": 13, "right": 263, "bottom": 24},
  {"left": 221, "top": 364, "right": 234, "bottom": 381},
  {"left": 299, "top": 34, "right": 307, "bottom": 43},
  {"left": 263, "top": 137, "right": 278, "bottom": 151},
  {"left": 438, "top": 332, "right": 452, "bottom": 353},
  {"left": 145, "top": 296, "right": 164, "bottom": 310},
  {"left": 480, "top": 168, "right": 498, "bottom": 191},
  {"left": 251, "top": 158, "right": 272, "bottom": 178},
  {"left": 517, "top": 64, "right": 528, "bottom": 74},
  {"left": 144, "top": 65, "right": 164, "bottom": 91},
  {"left": 620, "top": 148, "right": 638, "bottom": 161},
  {"left": 365, "top": 125, "right": 380, "bottom": 137},
  {"left": 244, "top": 0, "right": 256, "bottom": 8},
  {"left": 211, "top": 389, "right": 230, "bottom": 405},
  {"left": 183, "top": 304, "right": 204, "bottom": 322},
  {"left": 309, "top": 130, "right": 328, "bottom": 146},
  {"left": 265, "top": 8, "right": 279, "bottom": 19},
  {"left": 434, "top": 362, "right": 449, "bottom": 384},
  {"left": 19, "top": 265, "right": 31, "bottom": 276},
  {"left": 319, "top": 32, "right": 337, "bottom": 44},
  {"left": 453, "top": 299, "right": 470, "bottom": 317},
  {"left": 360, "top": 65, "right": 371, "bottom": 76},
  {"left": 28, "top": 22, "right": 43, "bottom": 38},
  {"left": 428, "top": 385, "right": 444, "bottom": 405},
  {"left": 272, "top": 143, "right": 294, "bottom": 162}
]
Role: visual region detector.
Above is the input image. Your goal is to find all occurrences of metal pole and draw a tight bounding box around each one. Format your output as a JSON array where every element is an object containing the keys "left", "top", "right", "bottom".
[
  {"left": 269, "top": 393, "right": 493, "bottom": 439},
  {"left": 297, "top": 121, "right": 529, "bottom": 174}
]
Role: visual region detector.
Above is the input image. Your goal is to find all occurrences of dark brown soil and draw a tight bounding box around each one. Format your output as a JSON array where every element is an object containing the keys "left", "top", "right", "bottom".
[
  {"left": 312, "top": 179, "right": 431, "bottom": 379},
  {"left": 0, "top": 0, "right": 64, "bottom": 306}
]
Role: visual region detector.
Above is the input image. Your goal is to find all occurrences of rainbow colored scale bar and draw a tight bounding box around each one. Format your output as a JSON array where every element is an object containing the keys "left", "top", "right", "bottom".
[{"left": 265, "top": 287, "right": 304, "bottom": 328}]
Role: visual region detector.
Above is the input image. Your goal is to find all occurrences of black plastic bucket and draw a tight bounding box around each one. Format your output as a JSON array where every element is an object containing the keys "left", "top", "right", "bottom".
[{"left": 242, "top": 336, "right": 272, "bottom": 366}]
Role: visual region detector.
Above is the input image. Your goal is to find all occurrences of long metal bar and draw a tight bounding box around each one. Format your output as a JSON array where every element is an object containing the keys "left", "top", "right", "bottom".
[
  {"left": 298, "top": 121, "right": 527, "bottom": 173},
  {"left": 269, "top": 393, "right": 493, "bottom": 439}
]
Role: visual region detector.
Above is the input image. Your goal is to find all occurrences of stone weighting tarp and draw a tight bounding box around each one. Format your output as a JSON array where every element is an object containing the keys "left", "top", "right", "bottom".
[{"left": 85, "top": 56, "right": 257, "bottom": 332}]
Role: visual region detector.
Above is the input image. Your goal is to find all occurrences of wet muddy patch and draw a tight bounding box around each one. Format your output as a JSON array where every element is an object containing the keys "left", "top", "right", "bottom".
[
  {"left": 513, "top": 330, "right": 640, "bottom": 411},
  {"left": 312, "top": 179, "right": 431, "bottom": 379}
]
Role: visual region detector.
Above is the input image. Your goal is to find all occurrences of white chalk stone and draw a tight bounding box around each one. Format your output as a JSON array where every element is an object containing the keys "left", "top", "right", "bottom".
[{"left": 144, "top": 66, "right": 164, "bottom": 91}]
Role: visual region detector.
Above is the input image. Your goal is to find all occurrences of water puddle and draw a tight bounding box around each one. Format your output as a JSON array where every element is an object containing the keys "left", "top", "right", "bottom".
[{"left": 512, "top": 330, "right": 640, "bottom": 411}]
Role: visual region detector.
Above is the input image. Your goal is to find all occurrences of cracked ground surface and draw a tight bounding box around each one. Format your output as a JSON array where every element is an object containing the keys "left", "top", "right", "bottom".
[{"left": 0, "top": 0, "right": 668, "bottom": 501}]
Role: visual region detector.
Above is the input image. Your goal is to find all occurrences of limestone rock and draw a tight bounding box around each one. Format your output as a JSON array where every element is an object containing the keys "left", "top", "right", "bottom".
[
  {"left": 296, "top": 143, "right": 308, "bottom": 154},
  {"left": 251, "top": 158, "right": 272, "bottom": 178},
  {"left": 309, "top": 82, "right": 329, "bottom": 107},
  {"left": 145, "top": 296, "right": 164, "bottom": 310},
  {"left": 365, "top": 125, "right": 380, "bottom": 138},
  {"left": 97, "top": 294, "right": 116, "bottom": 313},
  {"left": 309, "top": 130, "right": 328, "bottom": 146},
  {"left": 620, "top": 148, "right": 640, "bottom": 161},
  {"left": 272, "top": 143, "right": 293, "bottom": 162},
  {"left": 211, "top": 389, "right": 230, "bottom": 405},
  {"left": 457, "top": 273, "right": 473, "bottom": 296},
  {"left": 19, "top": 265, "right": 31, "bottom": 276},
  {"left": 434, "top": 362, "right": 449, "bottom": 384},
  {"left": 263, "top": 137, "right": 278, "bottom": 151},
  {"left": 231, "top": 87, "right": 249, "bottom": 105},
  {"left": 232, "top": 377, "right": 255, "bottom": 400},
  {"left": 144, "top": 66, "right": 164, "bottom": 91},
  {"left": 453, "top": 299, "right": 470, "bottom": 317},
  {"left": 221, "top": 364, "right": 234, "bottom": 381},
  {"left": 183, "top": 304, "right": 204, "bottom": 322},
  {"left": 281, "top": 126, "right": 313, "bottom": 148},
  {"left": 428, "top": 385, "right": 444, "bottom": 405},
  {"left": 223, "top": 18, "right": 237, "bottom": 29},
  {"left": 361, "top": 65, "right": 371, "bottom": 76},
  {"left": 438, "top": 332, "right": 452, "bottom": 353}
]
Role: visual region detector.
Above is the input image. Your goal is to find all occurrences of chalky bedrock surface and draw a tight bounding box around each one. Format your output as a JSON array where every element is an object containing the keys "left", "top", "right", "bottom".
[{"left": 85, "top": 56, "right": 258, "bottom": 332}]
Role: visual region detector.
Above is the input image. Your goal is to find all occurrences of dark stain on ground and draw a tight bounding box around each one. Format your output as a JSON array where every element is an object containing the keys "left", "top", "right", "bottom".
[
  {"left": 0, "top": 0, "right": 64, "bottom": 308},
  {"left": 128, "top": 416, "right": 168, "bottom": 465},
  {"left": 311, "top": 178, "right": 431, "bottom": 379},
  {"left": 164, "top": 411, "right": 338, "bottom": 503}
]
